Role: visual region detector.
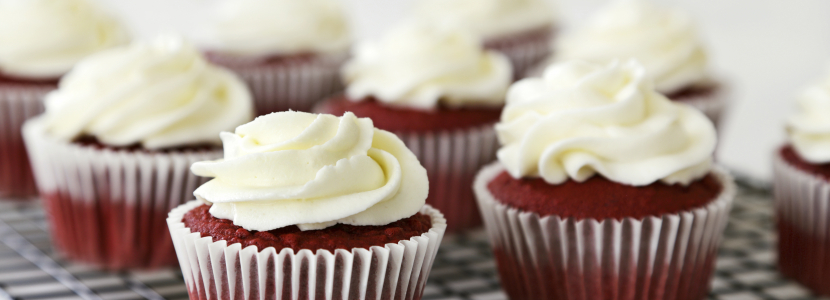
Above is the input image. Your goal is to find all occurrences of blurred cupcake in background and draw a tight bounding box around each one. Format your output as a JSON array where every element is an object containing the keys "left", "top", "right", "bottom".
[
  {"left": 0, "top": 0, "right": 128, "bottom": 198},
  {"left": 204, "top": 0, "right": 351, "bottom": 115},
  {"left": 168, "top": 111, "right": 446, "bottom": 299},
  {"left": 475, "top": 60, "right": 735, "bottom": 299},
  {"left": 316, "top": 23, "right": 511, "bottom": 232},
  {"left": 414, "top": 0, "right": 556, "bottom": 78},
  {"left": 545, "top": 0, "right": 726, "bottom": 127},
  {"left": 774, "top": 69, "right": 830, "bottom": 296},
  {"left": 23, "top": 36, "right": 253, "bottom": 270}
]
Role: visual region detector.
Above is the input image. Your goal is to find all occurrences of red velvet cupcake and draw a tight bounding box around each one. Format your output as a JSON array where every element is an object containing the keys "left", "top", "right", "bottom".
[
  {"left": 23, "top": 37, "right": 253, "bottom": 270},
  {"left": 414, "top": 0, "right": 556, "bottom": 78},
  {"left": 167, "top": 111, "right": 446, "bottom": 300},
  {"left": 773, "top": 70, "right": 830, "bottom": 295},
  {"left": 202, "top": 0, "right": 350, "bottom": 115},
  {"left": 315, "top": 24, "right": 512, "bottom": 232},
  {"left": 474, "top": 60, "right": 735, "bottom": 299},
  {"left": 546, "top": 0, "right": 727, "bottom": 126},
  {"left": 0, "top": 0, "right": 128, "bottom": 198}
]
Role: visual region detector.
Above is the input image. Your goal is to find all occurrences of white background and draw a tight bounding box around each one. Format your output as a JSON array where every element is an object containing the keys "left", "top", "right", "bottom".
[{"left": 94, "top": 0, "right": 830, "bottom": 184}]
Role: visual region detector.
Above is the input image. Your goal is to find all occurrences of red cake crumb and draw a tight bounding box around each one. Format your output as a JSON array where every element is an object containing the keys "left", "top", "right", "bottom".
[
  {"left": 664, "top": 84, "right": 718, "bottom": 102},
  {"left": 780, "top": 145, "right": 830, "bottom": 181},
  {"left": 72, "top": 135, "right": 218, "bottom": 153},
  {"left": 487, "top": 171, "right": 722, "bottom": 220},
  {"left": 183, "top": 204, "right": 433, "bottom": 252},
  {"left": 317, "top": 95, "right": 501, "bottom": 132}
]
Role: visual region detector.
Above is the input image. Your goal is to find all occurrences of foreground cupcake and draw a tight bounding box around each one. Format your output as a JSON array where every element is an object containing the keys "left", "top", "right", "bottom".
[
  {"left": 774, "top": 69, "right": 830, "bottom": 295},
  {"left": 474, "top": 60, "right": 735, "bottom": 299},
  {"left": 22, "top": 36, "right": 253, "bottom": 270},
  {"left": 414, "top": 0, "right": 555, "bottom": 78},
  {"left": 316, "top": 24, "right": 511, "bottom": 231},
  {"left": 548, "top": 0, "right": 726, "bottom": 126},
  {"left": 203, "top": 0, "right": 350, "bottom": 114},
  {"left": 168, "top": 111, "right": 446, "bottom": 299},
  {"left": 0, "top": 0, "right": 128, "bottom": 198}
]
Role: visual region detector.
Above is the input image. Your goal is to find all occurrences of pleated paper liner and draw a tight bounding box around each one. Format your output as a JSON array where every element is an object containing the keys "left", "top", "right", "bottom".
[
  {"left": 210, "top": 52, "right": 347, "bottom": 115},
  {"left": 0, "top": 84, "right": 52, "bottom": 198},
  {"left": 395, "top": 124, "right": 498, "bottom": 232},
  {"left": 168, "top": 200, "right": 447, "bottom": 300},
  {"left": 22, "top": 117, "right": 221, "bottom": 270},
  {"left": 773, "top": 152, "right": 830, "bottom": 296},
  {"left": 484, "top": 26, "right": 555, "bottom": 80},
  {"left": 474, "top": 162, "right": 735, "bottom": 300}
]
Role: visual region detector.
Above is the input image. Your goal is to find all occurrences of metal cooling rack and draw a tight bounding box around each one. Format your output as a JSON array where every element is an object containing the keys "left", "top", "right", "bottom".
[{"left": 0, "top": 182, "right": 823, "bottom": 300}]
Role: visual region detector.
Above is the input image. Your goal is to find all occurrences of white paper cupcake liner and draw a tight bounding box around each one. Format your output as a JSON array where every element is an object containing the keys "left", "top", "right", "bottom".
[
  {"left": 773, "top": 151, "right": 830, "bottom": 295},
  {"left": 485, "top": 27, "right": 554, "bottom": 79},
  {"left": 395, "top": 124, "right": 498, "bottom": 232},
  {"left": 0, "top": 84, "right": 52, "bottom": 198},
  {"left": 474, "top": 162, "right": 735, "bottom": 300},
  {"left": 213, "top": 53, "right": 347, "bottom": 115},
  {"left": 22, "top": 116, "right": 222, "bottom": 270},
  {"left": 168, "top": 200, "right": 447, "bottom": 300}
]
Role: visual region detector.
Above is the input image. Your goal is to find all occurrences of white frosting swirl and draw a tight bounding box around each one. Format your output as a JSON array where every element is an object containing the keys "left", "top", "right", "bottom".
[
  {"left": 415, "top": 0, "right": 554, "bottom": 39},
  {"left": 496, "top": 60, "right": 716, "bottom": 186},
  {"left": 555, "top": 0, "right": 709, "bottom": 93},
  {"left": 0, "top": 0, "right": 129, "bottom": 79},
  {"left": 343, "top": 24, "right": 512, "bottom": 110},
  {"left": 787, "top": 71, "right": 830, "bottom": 163},
  {"left": 191, "top": 111, "right": 429, "bottom": 231},
  {"left": 207, "top": 0, "right": 350, "bottom": 57},
  {"left": 42, "top": 36, "right": 254, "bottom": 149}
]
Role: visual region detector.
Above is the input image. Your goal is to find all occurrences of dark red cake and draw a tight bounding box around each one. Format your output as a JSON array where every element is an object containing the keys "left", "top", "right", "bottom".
[
  {"left": 665, "top": 84, "right": 719, "bottom": 102},
  {"left": 205, "top": 52, "right": 317, "bottom": 68},
  {"left": 316, "top": 95, "right": 501, "bottom": 132},
  {"left": 487, "top": 171, "right": 723, "bottom": 220},
  {"left": 779, "top": 144, "right": 830, "bottom": 181},
  {"left": 183, "top": 204, "right": 433, "bottom": 252},
  {"left": 72, "top": 135, "right": 217, "bottom": 153}
]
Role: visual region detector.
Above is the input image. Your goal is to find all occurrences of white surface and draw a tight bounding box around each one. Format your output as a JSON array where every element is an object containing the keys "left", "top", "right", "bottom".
[{"left": 93, "top": 0, "right": 830, "bottom": 183}]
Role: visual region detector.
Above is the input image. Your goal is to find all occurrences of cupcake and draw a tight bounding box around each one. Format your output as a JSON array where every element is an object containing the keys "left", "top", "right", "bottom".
[
  {"left": 0, "top": 0, "right": 128, "bottom": 198},
  {"left": 774, "top": 69, "right": 830, "bottom": 295},
  {"left": 547, "top": 0, "right": 726, "bottom": 126},
  {"left": 414, "top": 0, "right": 555, "bottom": 78},
  {"left": 167, "top": 111, "right": 446, "bottom": 300},
  {"left": 316, "top": 24, "right": 511, "bottom": 232},
  {"left": 203, "top": 0, "right": 350, "bottom": 115},
  {"left": 474, "top": 60, "right": 735, "bottom": 299},
  {"left": 22, "top": 36, "right": 253, "bottom": 270}
]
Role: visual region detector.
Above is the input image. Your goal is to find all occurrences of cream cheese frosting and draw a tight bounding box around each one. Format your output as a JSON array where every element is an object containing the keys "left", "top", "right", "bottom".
[
  {"left": 207, "top": 0, "right": 350, "bottom": 57},
  {"left": 787, "top": 70, "right": 830, "bottom": 163},
  {"left": 415, "top": 0, "right": 554, "bottom": 40},
  {"left": 42, "top": 36, "right": 253, "bottom": 149},
  {"left": 496, "top": 60, "right": 716, "bottom": 186},
  {"left": 555, "top": 0, "right": 709, "bottom": 94},
  {"left": 0, "top": 0, "right": 129, "bottom": 80},
  {"left": 190, "top": 111, "right": 429, "bottom": 231},
  {"left": 343, "top": 24, "right": 512, "bottom": 110}
]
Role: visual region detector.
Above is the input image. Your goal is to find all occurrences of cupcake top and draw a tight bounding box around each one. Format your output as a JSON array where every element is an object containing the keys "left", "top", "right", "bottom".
[
  {"left": 0, "top": 0, "right": 129, "bottom": 80},
  {"left": 555, "top": 0, "right": 708, "bottom": 94},
  {"left": 342, "top": 24, "right": 512, "bottom": 110},
  {"left": 414, "top": 0, "right": 554, "bottom": 40},
  {"left": 190, "top": 111, "right": 429, "bottom": 231},
  {"left": 787, "top": 70, "right": 830, "bottom": 163},
  {"left": 42, "top": 36, "right": 253, "bottom": 150},
  {"left": 206, "top": 0, "right": 350, "bottom": 57},
  {"left": 496, "top": 60, "right": 716, "bottom": 186}
]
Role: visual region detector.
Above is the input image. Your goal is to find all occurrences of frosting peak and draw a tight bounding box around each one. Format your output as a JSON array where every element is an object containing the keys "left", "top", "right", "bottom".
[
  {"left": 556, "top": 0, "right": 709, "bottom": 93},
  {"left": 496, "top": 60, "right": 716, "bottom": 186},
  {"left": 787, "top": 70, "right": 830, "bottom": 163},
  {"left": 207, "top": 0, "right": 350, "bottom": 57},
  {"left": 42, "top": 36, "right": 254, "bottom": 149},
  {"left": 0, "top": 0, "right": 129, "bottom": 79},
  {"left": 415, "top": 0, "right": 554, "bottom": 39},
  {"left": 191, "top": 111, "right": 429, "bottom": 231},
  {"left": 343, "top": 24, "right": 512, "bottom": 110}
]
